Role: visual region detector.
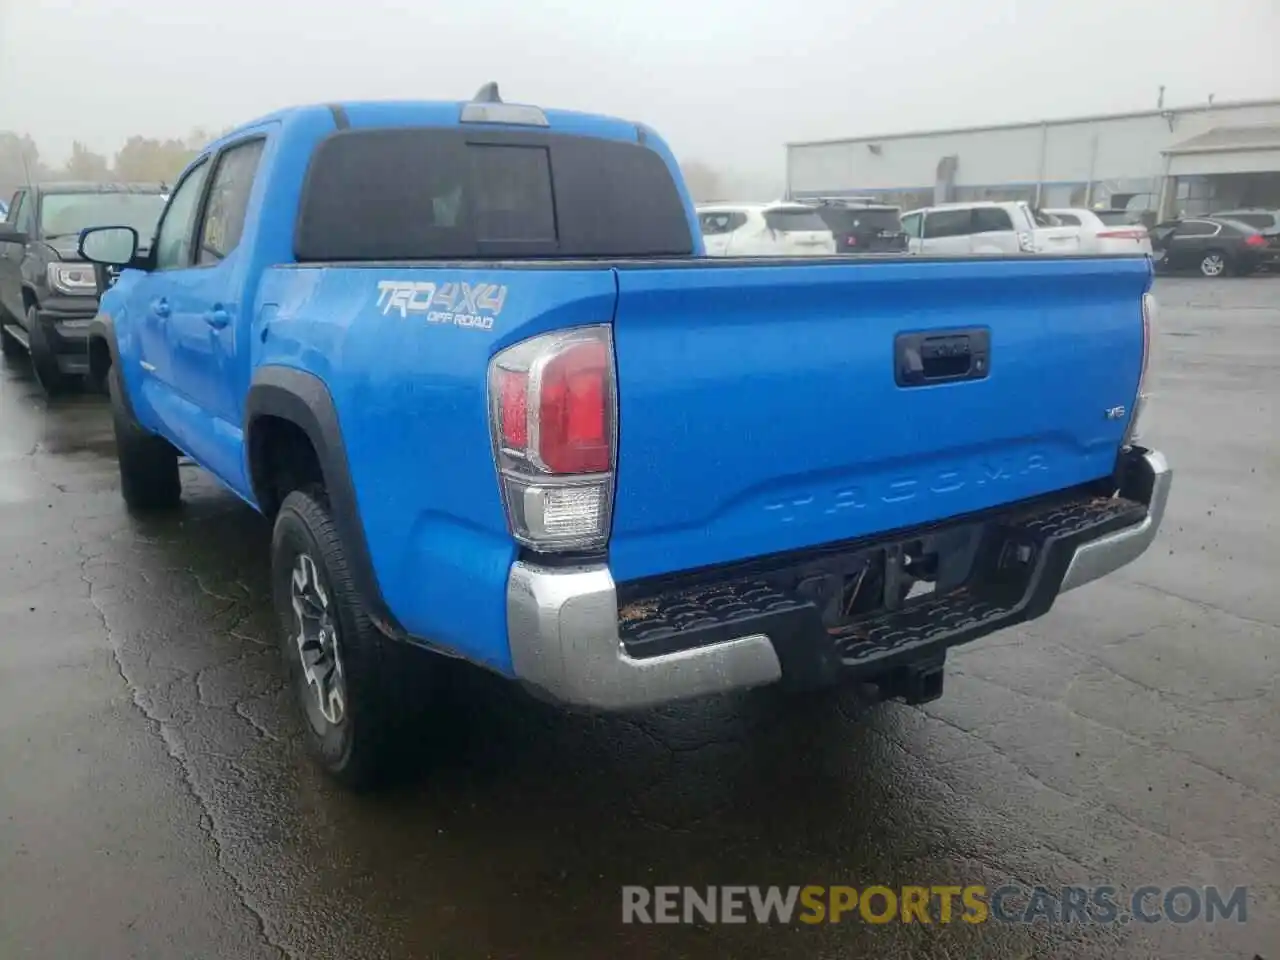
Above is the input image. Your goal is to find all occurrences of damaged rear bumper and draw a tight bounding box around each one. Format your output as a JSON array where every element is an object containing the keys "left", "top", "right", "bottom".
[{"left": 506, "top": 448, "right": 1171, "bottom": 711}]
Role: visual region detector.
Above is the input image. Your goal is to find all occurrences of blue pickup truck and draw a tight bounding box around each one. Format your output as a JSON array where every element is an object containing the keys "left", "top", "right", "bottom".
[{"left": 77, "top": 86, "right": 1171, "bottom": 788}]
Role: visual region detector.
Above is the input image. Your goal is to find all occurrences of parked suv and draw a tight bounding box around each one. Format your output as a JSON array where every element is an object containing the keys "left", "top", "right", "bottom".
[
  {"left": 901, "top": 201, "right": 1081, "bottom": 256},
  {"left": 0, "top": 182, "right": 167, "bottom": 393},
  {"left": 804, "top": 198, "right": 907, "bottom": 253},
  {"left": 697, "top": 202, "right": 836, "bottom": 256}
]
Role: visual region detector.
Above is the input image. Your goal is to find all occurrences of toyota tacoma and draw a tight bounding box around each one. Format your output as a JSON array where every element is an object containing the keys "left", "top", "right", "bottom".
[{"left": 77, "top": 86, "right": 1171, "bottom": 788}]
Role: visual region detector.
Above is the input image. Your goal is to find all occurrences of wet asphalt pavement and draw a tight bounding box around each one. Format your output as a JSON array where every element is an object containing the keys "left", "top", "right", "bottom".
[{"left": 1, "top": 277, "right": 1277, "bottom": 959}]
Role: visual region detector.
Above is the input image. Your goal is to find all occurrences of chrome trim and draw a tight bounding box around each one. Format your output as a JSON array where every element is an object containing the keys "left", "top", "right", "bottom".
[
  {"left": 507, "top": 561, "right": 782, "bottom": 710},
  {"left": 1060, "top": 449, "right": 1171, "bottom": 593}
]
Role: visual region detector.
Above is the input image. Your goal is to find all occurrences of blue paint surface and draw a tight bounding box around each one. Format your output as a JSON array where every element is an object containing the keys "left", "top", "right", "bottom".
[{"left": 98, "top": 97, "right": 1151, "bottom": 676}]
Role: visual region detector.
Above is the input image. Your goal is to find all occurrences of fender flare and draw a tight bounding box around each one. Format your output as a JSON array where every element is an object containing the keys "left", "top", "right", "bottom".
[
  {"left": 244, "top": 366, "right": 404, "bottom": 638},
  {"left": 88, "top": 314, "right": 133, "bottom": 413}
]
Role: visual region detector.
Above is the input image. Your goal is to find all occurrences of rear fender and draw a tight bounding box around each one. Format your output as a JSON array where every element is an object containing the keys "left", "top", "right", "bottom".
[{"left": 244, "top": 366, "right": 405, "bottom": 642}]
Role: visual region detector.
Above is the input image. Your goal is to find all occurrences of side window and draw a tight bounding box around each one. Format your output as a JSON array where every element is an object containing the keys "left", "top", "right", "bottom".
[
  {"left": 923, "top": 209, "right": 971, "bottom": 239},
  {"left": 972, "top": 207, "right": 1014, "bottom": 233},
  {"left": 1053, "top": 213, "right": 1081, "bottom": 226},
  {"left": 12, "top": 191, "right": 33, "bottom": 234},
  {"left": 197, "top": 139, "right": 266, "bottom": 265},
  {"left": 4, "top": 192, "right": 20, "bottom": 224},
  {"left": 699, "top": 213, "right": 736, "bottom": 236},
  {"left": 901, "top": 212, "right": 923, "bottom": 238},
  {"left": 1175, "top": 220, "right": 1216, "bottom": 238},
  {"left": 154, "top": 160, "right": 211, "bottom": 270}
]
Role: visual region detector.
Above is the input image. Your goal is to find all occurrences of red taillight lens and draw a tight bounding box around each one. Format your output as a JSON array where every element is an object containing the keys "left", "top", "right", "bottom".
[
  {"left": 538, "top": 340, "right": 611, "bottom": 474},
  {"left": 844, "top": 235, "right": 857, "bottom": 246},
  {"left": 488, "top": 326, "right": 616, "bottom": 552},
  {"left": 1244, "top": 234, "right": 1268, "bottom": 248},
  {"left": 497, "top": 368, "right": 529, "bottom": 449},
  {"left": 1097, "top": 229, "right": 1148, "bottom": 240}
]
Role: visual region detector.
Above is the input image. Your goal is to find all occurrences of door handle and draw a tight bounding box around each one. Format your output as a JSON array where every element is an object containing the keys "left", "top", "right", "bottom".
[
  {"left": 151, "top": 298, "right": 171, "bottom": 319},
  {"left": 205, "top": 307, "right": 230, "bottom": 330}
]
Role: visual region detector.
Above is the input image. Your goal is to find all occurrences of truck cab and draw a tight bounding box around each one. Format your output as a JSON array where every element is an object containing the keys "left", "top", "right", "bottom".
[
  {"left": 0, "top": 182, "right": 167, "bottom": 393},
  {"left": 77, "top": 87, "right": 1170, "bottom": 790}
]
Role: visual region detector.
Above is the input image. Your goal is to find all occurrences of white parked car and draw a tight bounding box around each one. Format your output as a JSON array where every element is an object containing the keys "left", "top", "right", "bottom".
[
  {"left": 900, "top": 201, "right": 1081, "bottom": 256},
  {"left": 1042, "top": 208, "right": 1153, "bottom": 256},
  {"left": 697, "top": 202, "right": 836, "bottom": 257}
]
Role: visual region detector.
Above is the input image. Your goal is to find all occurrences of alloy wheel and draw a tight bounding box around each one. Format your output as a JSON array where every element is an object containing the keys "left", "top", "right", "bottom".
[{"left": 290, "top": 552, "right": 347, "bottom": 730}]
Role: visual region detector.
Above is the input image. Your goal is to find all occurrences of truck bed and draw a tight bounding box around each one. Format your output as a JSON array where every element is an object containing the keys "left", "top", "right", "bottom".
[{"left": 256, "top": 252, "right": 1150, "bottom": 669}]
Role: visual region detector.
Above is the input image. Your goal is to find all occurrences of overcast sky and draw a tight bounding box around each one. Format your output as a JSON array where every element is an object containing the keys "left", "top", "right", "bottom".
[{"left": 2, "top": 0, "right": 1277, "bottom": 191}]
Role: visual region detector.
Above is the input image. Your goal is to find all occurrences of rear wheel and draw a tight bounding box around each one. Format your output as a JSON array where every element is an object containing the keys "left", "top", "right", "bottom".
[
  {"left": 272, "top": 487, "right": 426, "bottom": 790},
  {"left": 27, "top": 306, "right": 69, "bottom": 396},
  {"left": 108, "top": 365, "right": 181, "bottom": 510},
  {"left": 1199, "top": 250, "right": 1228, "bottom": 278}
]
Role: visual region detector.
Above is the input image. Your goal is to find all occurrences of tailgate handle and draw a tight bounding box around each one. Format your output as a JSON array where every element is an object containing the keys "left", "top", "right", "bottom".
[{"left": 895, "top": 328, "right": 990, "bottom": 387}]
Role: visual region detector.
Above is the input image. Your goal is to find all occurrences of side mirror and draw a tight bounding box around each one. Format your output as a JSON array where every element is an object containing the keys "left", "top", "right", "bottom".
[
  {"left": 0, "top": 222, "right": 27, "bottom": 246},
  {"left": 79, "top": 225, "right": 139, "bottom": 267}
]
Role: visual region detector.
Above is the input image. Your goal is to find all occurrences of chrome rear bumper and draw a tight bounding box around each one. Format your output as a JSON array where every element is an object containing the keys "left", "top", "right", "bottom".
[{"left": 506, "top": 449, "right": 1171, "bottom": 711}]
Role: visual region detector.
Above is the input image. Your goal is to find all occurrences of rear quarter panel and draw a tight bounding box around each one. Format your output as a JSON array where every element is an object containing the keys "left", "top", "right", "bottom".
[{"left": 254, "top": 263, "right": 617, "bottom": 672}]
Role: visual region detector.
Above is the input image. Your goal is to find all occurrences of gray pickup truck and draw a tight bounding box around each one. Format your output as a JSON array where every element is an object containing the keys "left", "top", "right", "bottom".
[{"left": 0, "top": 182, "right": 166, "bottom": 394}]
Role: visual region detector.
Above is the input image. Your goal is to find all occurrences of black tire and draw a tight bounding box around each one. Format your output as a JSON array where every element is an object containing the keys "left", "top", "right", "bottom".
[
  {"left": 0, "top": 323, "right": 20, "bottom": 358},
  {"left": 271, "top": 487, "right": 424, "bottom": 790},
  {"left": 27, "top": 306, "right": 70, "bottom": 395},
  {"left": 108, "top": 365, "right": 181, "bottom": 510}
]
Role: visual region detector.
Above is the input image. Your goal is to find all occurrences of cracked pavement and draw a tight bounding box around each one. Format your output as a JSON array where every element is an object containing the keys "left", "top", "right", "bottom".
[{"left": 1, "top": 276, "right": 1276, "bottom": 958}]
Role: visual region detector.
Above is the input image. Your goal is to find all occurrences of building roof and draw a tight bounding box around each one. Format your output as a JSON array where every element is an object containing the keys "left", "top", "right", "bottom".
[
  {"left": 1163, "top": 123, "right": 1280, "bottom": 155},
  {"left": 786, "top": 97, "right": 1280, "bottom": 149}
]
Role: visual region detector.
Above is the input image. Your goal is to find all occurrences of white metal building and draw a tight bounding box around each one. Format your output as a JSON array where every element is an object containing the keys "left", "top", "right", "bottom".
[{"left": 785, "top": 98, "right": 1280, "bottom": 220}]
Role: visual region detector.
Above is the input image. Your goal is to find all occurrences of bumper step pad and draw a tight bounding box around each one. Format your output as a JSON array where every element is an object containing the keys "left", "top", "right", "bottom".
[{"left": 617, "top": 492, "right": 1147, "bottom": 676}]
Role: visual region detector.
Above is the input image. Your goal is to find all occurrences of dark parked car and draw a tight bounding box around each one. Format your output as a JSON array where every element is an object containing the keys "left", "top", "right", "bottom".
[
  {"left": 1209, "top": 209, "right": 1280, "bottom": 268},
  {"left": 0, "top": 182, "right": 167, "bottom": 393},
  {"left": 1150, "top": 217, "right": 1276, "bottom": 278},
  {"left": 806, "top": 198, "right": 908, "bottom": 253}
]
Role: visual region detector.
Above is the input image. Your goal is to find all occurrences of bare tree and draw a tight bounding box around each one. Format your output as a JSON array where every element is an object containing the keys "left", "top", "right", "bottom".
[
  {"left": 680, "top": 160, "right": 724, "bottom": 203},
  {"left": 60, "top": 141, "right": 111, "bottom": 182}
]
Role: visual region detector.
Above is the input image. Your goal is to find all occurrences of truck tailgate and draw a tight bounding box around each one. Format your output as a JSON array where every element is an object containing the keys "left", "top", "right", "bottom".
[{"left": 608, "top": 255, "right": 1150, "bottom": 582}]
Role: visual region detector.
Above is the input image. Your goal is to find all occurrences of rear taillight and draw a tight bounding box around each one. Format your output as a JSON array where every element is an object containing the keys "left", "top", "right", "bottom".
[
  {"left": 1125, "top": 293, "right": 1156, "bottom": 447},
  {"left": 489, "top": 326, "right": 616, "bottom": 552},
  {"left": 1243, "top": 234, "right": 1268, "bottom": 248},
  {"left": 1097, "top": 229, "right": 1148, "bottom": 240},
  {"left": 1017, "top": 231, "right": 1036, "bottom": 253},
  {"left": 844, "top": 235, "right": 857, "bottom": 247}
]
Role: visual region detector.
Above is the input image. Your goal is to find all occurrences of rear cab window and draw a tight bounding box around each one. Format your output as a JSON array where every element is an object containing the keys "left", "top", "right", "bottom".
[
  {"left": 762, "top": 207, "right": 828, "bottom": 233},
  {"left": 295, "top": 128, "right": 694, "bottom": 261}
]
